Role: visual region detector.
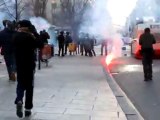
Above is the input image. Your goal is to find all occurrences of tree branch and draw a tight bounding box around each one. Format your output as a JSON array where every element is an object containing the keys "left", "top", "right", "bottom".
[
  {"left": 0, "top": 2, "right": 5, "bottom": 7},
  {"left": 2, "top": 0, "right": 15, "bottom": 18},
  {"left": 17, "top": 0, "right": 23, "bottom": 7},
  {"left": 18, "top": 5, "right": 25, "bottom": 14}
]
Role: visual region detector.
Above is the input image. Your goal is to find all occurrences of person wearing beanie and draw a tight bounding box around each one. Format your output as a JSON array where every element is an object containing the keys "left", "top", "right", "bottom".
[{"left": 13, "top": 20, "right": 43, "bottom": 118}]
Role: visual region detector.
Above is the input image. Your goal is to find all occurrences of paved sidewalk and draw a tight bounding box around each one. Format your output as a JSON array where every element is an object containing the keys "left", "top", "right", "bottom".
[{"left": 0, "top": 55, "right": 127, "bottom": 120}]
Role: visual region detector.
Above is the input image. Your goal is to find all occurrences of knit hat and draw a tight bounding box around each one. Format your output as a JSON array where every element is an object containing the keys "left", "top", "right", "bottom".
[{"left": 18, "top": 20, "right": 32, "bottom": 28}]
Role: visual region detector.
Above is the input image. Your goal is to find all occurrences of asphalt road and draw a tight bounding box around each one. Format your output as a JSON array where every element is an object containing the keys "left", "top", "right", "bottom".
[{"left": 108, "top": 56, "right": 160, "bottom": 120}]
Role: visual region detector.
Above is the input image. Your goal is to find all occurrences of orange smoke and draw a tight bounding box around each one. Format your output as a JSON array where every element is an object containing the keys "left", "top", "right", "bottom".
[{"left": 105, "top": 54, "right": 115, "bottom": 65}]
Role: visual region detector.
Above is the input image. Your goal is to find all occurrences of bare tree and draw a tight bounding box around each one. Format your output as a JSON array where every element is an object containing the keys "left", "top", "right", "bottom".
[
  {"left": 59, "top": 0, "right": 93, "bottom": 39},
  {"left": 0, "top": 0, "right": 5, "bottom": 6},
  {"left": 30, "top": 0, "right": 48, "bottom": 18},
  {"left": 0, "top": 0, "right": 29, "bottom": 21}
]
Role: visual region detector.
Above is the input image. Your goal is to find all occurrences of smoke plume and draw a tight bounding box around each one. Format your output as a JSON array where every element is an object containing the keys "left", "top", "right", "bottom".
[
  {"left": 30, "top": 17, "right": 51, "bottom": 33},
  {"left": 80, "top": 0, "right": 138, "bottom": 61},
  {"left": 130, "top": 0, "right": 160, "bottom": 23}
]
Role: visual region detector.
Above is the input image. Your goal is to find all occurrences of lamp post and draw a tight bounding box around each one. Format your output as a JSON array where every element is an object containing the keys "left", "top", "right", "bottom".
[
  {"left": 51, "top": 0, "right": 57, "bottom": 24},
  {"left": 15, "top": 0, "right": 18, "bottom": 21}
]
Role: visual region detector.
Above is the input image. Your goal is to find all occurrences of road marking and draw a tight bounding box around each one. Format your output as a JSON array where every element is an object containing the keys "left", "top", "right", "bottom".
[{"left": 111, "top": 72, "right": 119, "bottom": 75}]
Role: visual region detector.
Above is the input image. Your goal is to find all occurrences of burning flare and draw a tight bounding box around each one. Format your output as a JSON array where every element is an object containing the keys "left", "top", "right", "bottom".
[{"left": 105, "top": 54, "right": 115, "bottom": 65}]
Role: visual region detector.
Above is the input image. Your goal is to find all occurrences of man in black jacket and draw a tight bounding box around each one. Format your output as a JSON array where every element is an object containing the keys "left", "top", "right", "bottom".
[
  {"left": 13, "top": 20, "right": 43, "bottom": 118},
  {"left": 139, "top": 28, "right": 156, "bottom": 81},
  {"left": 65, "top": 32, "right": 72, "bottom": 55},
  {"left": 57, "top": 31, "right": 65, "bottom": 56},
  {"left": 0, "top": 20, "right": 16, "bottom": 81}
]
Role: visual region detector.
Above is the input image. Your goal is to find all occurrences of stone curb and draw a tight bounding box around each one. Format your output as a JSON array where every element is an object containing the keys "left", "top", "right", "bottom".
[{"left": 103, "top": 66, "right": 144, "bottom": 120}]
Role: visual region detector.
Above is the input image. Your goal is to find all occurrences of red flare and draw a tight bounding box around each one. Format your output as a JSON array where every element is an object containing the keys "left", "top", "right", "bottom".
[{"left": 105, "top": 54, "right": 114, "bottom": 65}]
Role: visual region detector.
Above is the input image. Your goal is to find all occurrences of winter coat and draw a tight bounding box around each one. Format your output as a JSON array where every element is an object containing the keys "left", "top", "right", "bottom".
[
  {"left": 40, "top": 31, "right": 50, "bottom": 44},
  {"left": 13, "top": 27, "right": 43, "bottom": 72},
  {"left": 57, "top": 34, "right": 65, "bottom": 45},
  {"left": 65, "top": 35, "right": 72, "bottom": 44},
  {"left": 139, "top": 33, "right": 156, "bottom": 50},
  {"left": 0, "top": 28, "right": 16, "bottom": 55}
]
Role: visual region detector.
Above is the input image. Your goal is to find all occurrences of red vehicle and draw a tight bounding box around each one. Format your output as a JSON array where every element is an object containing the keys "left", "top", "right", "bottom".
[{"left": 131, "top": 23, "right": 160, "bottom": 59}]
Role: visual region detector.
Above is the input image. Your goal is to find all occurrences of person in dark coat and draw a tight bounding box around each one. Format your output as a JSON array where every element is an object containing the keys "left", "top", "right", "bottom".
[
  {"left": 57, "top": 31, "right": 65, "bottom": 56},
  {"left": 101, "top": 39, "right": 107, "bottom": 56},
  {"left": 139, "top": 28, "right": 156, "bottom": 81},
  {"left": 90, "top": 37, "right": 96, "bottom": 56},
  {"left": 79, "top": 32, "right": 86, "bottom": 56},
  {"left": 2, "top": 20, "right": 9, "bottom": 28},
  {"left": 84, "top": 34, "right": 92, "bottom": 57},
  {"left": 40, "top": 30, "right": 50, "bottom": 44},
  {"left": 65, "top": 32, "right": 73, "bottom": 55},
  {"left": 0, "top": 20, "right": 16, "bottom": 81},
  {"left": 39, "top": 30, "right": 50, "bottom": 61},
  {"left": 13, "top": 20, "right": 43, "bottom": 118}
]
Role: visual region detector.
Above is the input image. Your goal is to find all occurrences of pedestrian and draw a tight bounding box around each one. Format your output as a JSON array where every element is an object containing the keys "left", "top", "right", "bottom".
[
  {"left": 139, "top": 28, "right": 156, "bottom": 81},
  {"left": 84, "top": 34, "right": 92, "bottom": 57},
  {"left": 65, "top": 32, "right": 73, "bottom": 55},
  {"left": 79, "top": 32, "right": 86, "bottom": 56},
  {"left": 90, "top": 37, "right": 96, "bottom": 56},
  {"left": 0, "top": 20, "right": 16, "bottom": 81},
  {"left": 2, "top": 20, "right": 9, "bottom": 29},
  {"left": 13, "top": 20, "right": 43, "bottom": 118},
  {"left": 40, "top": 30, "right": 50, "bottom": 45},
  {"left": 101, "top": 39, "right": 107, "bottom": 56},
  {"left": 39, "top": 30, "right": 50, "bottom": 62},
  {"left": 57, "top": 31, "right": 65, "bottom": 57}
]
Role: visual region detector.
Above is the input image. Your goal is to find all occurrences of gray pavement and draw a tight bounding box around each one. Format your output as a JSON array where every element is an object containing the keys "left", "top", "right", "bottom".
[
  {"left": 0, "top": 55, "right": 126, "bottom": 120},
  {"left": 109, "top": 56, "right": 160, "bottom": 120}
]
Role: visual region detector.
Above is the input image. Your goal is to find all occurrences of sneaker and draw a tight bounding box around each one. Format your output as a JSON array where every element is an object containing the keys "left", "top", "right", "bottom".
[
  {"left": 16, "top": 101, "right": 23, "bottom": 118},
  {"left": 25, "top": 109, "right": 32, "bottom": 117}
]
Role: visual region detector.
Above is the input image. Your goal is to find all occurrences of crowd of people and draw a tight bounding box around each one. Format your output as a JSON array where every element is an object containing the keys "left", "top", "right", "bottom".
[
  {"left": 57, "top": 32, "right": 100, "bottom": 57},
  {"left": 0, "top": 19, "right": 108, "bottom": 118}
]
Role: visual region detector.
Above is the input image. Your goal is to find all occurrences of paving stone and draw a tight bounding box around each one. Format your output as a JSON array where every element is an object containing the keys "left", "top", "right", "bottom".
[
  {"left": 0, "top": 54, "right": 126, "bottom": 120},
  {"left": 59, "top": 114, "right": 90, "bottom": 120},
  {"left": 32, "top": 113, "right": 62, "bottom": 120}
]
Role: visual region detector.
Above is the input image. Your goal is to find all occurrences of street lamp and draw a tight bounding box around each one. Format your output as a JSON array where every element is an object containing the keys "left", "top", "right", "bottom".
[
  {"left": 51, "top": 0, "right": 57, "bottom": 24},
  {"left": 51, "top": 0, "right": 57, "bottom": 13}
]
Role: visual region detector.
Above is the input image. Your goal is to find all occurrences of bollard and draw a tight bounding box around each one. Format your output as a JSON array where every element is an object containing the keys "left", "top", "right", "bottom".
[{"left": 38, "top": 49, "right": 41, "bottom": 70}]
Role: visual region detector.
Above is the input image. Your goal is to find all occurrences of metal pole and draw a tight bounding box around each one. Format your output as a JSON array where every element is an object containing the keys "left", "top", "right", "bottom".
[
  {"left": 15, "top": 0, "right": 18, "bottom": 21},
  {"left": 38, "top": 49, "right": 41, "bottom": 70}
]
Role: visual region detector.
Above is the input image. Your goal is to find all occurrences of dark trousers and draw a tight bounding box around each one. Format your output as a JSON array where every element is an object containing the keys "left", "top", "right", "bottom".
[
  {"left": 3, "top": 54, "right": 16, "bottom": 78},
  {"left": 65, "top": 43, "right": 69, "bottom": 54},
  {"left": 142, "top": 50, "right": 153, "bottom": 80},
  {"left": 77, "top": 44, "right": 80, "bottom": 54},
  {"left": 58, "top": 44, "right": 64, "bottom": 56},
  {"left": 101, "top": 44, "right": 107, "bottom": 55},
  {"left": 91, "top": 48, "right": 96, "bottom": 56},
  {"left": 80, "top": 44, "right": 85, "bottom": 56},
  {"left": 143, "top": 64, "right": 152, "bottom": 79},
  {"left": 15, "top": 70, "right": 34, "bottom": 109},
  {"left": 86, "top": 49, "right": 93, "bottom": 57}
]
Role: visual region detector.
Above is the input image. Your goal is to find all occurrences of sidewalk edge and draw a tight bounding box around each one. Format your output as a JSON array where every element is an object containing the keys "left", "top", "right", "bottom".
[{"left": 102, "top": 66, "right": 144, "bottom": 120}]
